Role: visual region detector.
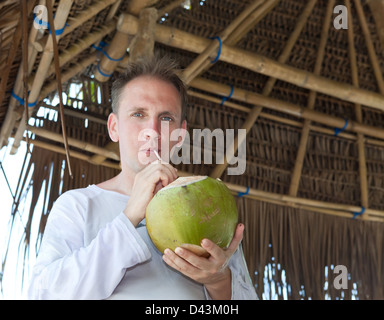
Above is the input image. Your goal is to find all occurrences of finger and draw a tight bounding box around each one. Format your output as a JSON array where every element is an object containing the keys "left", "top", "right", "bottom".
[
  {"left": 226, "top": 223, "right": 244, "bottom": 254},
  {"left": 161, "top": 163, "right": 178, "bottom": 180},
  {"left": 163, "top": 249, "right": 200, "bottom": 277},
  {"left": 173, "top": 247, "right": 211, "bottom": 271},
  {"left": 200, "top": 239, "right": 226, "bottom": 262},
  {"left": 149, "top": 162, "right": 178, "bottom": 183},
  {"left": 200, "top": 223, "right": 244, "bottom": 260},
  {"left": 145, "top": 164, "right": 176, "bottom": 188}
]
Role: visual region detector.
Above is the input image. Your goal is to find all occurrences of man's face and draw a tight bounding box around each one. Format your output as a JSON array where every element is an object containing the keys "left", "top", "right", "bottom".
[{"left": 108, "top": 75, "right": 187, "bottom": 173}]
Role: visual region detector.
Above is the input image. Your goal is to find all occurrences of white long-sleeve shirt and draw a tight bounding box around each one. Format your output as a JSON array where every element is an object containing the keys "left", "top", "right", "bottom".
[{"left": 28, "top": 185, "right": 257, "bottom": 300}]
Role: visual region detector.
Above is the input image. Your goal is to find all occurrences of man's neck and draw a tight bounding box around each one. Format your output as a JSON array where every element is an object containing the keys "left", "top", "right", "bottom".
[{"left": 96, "top": 170, "right": 135, "bottom": 196}]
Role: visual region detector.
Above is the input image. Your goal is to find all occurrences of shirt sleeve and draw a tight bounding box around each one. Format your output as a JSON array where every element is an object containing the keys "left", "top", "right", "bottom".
[
  {"left": 204, "top": 244, "right": 259, "bottom": 300},
  {"left": 27, "top": 192, "right": 151, "bottom": 300}
]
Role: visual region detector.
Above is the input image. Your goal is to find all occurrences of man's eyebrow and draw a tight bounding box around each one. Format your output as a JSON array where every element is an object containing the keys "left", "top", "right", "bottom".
[
  {"left": 159, "top": 111, "right": 178, "bottom": 117},
  {"left": 126, "top": 106, "right": 147, "bottom": 112}
]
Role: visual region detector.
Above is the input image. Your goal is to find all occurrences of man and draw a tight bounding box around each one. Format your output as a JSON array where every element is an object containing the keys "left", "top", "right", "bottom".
[{"left": 28, "top": 56, "right": 257, "bottom": 300}]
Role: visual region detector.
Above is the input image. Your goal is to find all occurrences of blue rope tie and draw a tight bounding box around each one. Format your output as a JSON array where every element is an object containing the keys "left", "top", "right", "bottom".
[
  {"left": 91, "top": 43, "right": 126, "bottom": 62},
  {"left": 209, "top": 36, "right": 222, "bottom": 64},
  {"left": 334, "top": 119, "right": 349, "bottom": 136},
  {"left": 220, "top": 85, "right": 234, "bottom": 106},
  {"left": 353, "top": 207, "right": 365, "bottom": 219},
  {"left": 96, "top": 63, "right": 113, "bottom": 78},
  {"left": 33, "top": 14, "right": 69, "bottom": 36},
  {"left": 238, "top": 186, "right": 250, "bottom": 198},
  {"left": 11, "top": 90, "right": 38, "bottom": 107}
]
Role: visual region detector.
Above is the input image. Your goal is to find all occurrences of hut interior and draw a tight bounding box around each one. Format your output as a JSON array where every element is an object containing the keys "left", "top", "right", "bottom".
[{"left": 0, "top": 0, "right": 383, "bottom": 299}]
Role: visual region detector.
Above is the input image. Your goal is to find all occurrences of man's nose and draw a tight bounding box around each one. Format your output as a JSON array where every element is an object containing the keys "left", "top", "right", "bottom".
[{"left": 142, "top": 119, "right": 161, "bottom": 141}]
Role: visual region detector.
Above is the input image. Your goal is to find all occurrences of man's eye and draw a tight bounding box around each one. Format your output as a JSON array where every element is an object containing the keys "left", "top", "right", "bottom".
[
  {"left": 132, "top": 112, "right": 143, "bottom": 117},
  {"left": 161, "top": 116, "right": 173, "bottom": 122}
]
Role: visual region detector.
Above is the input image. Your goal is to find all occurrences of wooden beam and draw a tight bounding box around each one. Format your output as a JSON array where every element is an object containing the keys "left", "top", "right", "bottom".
[
  {"left": 39, "top": 53, "right": 98, "bottom": 100},
  {"left": 187, "top": 89, "right": 384, "bottom": 149},
  {"left": 366, "top": 0, "right": 384, "bottom": 52},
  {"left": 190, "top": 77, "right": 384, "bottom": 141},
  {"left": 94, "top": 0, "right": 160, "bottom": 82},
  {"left": 37, "top": 0, "right": 119, "bottom": 49},
  {"left": 9, "top": 0, "right": 74, "bottom": 155},
  {"left": 0, "top": 1, "right": 37, "bottom": 147},
  {"left": 0, "top": 0, "right": 117, "bottom": 150},
  {"left": 8, "top": 21, "right": 116, "bottom": 154},
  {"left": 29, "top": 138, "right": 120, "bottom": 170},
  {"left": 346, "top": 0, "right": 369, "bottom": 211},
  {"left": 127, "top": 7, "right": 157, "bottom": 63},
  {"left": 289, "top": 0, "right": 334, "bottom": 196},
  {"left": 354, "top": 0, "right": 384, "bottom": 94},
  {"left": 28, "top": 126, "right": 120, "bottom": 161}
]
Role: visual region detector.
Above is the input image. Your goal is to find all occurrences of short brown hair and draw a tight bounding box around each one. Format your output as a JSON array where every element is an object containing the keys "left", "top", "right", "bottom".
[{"left": 111, "top": 55, "right": 188, "bottom": 122}]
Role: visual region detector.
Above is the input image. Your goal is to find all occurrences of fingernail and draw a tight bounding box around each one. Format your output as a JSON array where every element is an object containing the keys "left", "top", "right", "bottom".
[
  {"left": 201, "top": 239, "right": 209, "bottom": 247},
  {"left": 175, "top": 247, "right": 183, "bottom": 256}
]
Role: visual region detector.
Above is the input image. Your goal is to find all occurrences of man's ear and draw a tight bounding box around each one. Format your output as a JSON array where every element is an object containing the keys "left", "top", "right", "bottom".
[{"left": 107, "top": 113, "right": 119, "bottom": 142}]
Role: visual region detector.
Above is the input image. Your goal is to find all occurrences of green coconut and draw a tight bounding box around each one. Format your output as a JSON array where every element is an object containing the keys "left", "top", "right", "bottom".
[{"left": 145, "top": 175, "right": 238, "bottom": 257}]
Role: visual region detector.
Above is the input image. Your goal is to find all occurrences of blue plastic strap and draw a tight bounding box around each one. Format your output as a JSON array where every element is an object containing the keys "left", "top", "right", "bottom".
[
  {"left": 91, "top": 43, "right": 125, "bottom": 62},
  {"left": 209, "top": 36, "right": 222, "bottom": 64},
  {"left": 334, "top": 119, "right": 349, "bottom": 136},
  {"left": 96, "top": 63, "right": 113, "bottom": 78},
  {"left": 238, "top": 186, "right": 250, "bottom": 198},
  {"left": 220, "top": 85, "right": 234, "bottom": 106},
  {"left": 49, "top": 23, "right": 68, "bottom": 36},
  {"left": 353, "top": 207, "right": 365, "bottom": 219},
  {"left": 33, "top": 14, "right": 69, "bottom": 36},
  {"left": 11, "top": 90, "right": 38, "bottom": 107}
]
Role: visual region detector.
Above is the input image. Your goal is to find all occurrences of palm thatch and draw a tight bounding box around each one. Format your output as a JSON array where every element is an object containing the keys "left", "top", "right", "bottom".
[{"left": 0, "top": 0, "right": 383, "bottom": 299}]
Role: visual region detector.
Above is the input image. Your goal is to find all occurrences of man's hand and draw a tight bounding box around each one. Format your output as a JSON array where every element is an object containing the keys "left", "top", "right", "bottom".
[
  {"left": 124, "top": 161, "right": 178, "bottom": 227},
  {"left": 162, "top": 223, "right": 245, "bottom": 300}
]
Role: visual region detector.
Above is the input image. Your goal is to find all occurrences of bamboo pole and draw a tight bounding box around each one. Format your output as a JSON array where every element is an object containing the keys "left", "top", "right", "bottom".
[
  {"left": 289, "top": 0, "right": 334, "bottom": 196},
  {"left": 0, "top": 0, "right": 37, "bottom": 148},
  {"left": 210, "top": 0, "right": 318, "bottom": 179},
  {"left": 37, "top": 0, "right": 119, "bottom": 48},
  {"left": 93, "top": 18, "right": 131, "bottom": 82},
  {"left": 47, "top": 0, "right": 73, "bottom": 177},
  {"left": 190, "top": 77, "right": 384, "bottom": 141},
  {"left": 354, "top": 0, "right": 384, "bottom": 94},
  {"left": 9, "top": 21, "right": 116, "bottom": 154},
  {"left": 39, "top": 53, "right": 98, "bottom": 100},
  {"left": 176, "top": 170, "right": 384, "bottom": 222},
  {"left": 28, "top": 138, "right": 120, "bottom": 170},
  {"left": 158, "top": 0, "right": 184, "bottom": 18},
  {"left": 190, "top": 88, "right": 384, "bottom": 148},
  {"left": 118, "top": 13, "right": 384, "bottom": 113},
  {"left": 346, "top": 0, "right": 369, "bottom": 211},
  {"left": 224, "top": 0, "right": 280, "bottom": 46},
  {"left": 128, "top": 7, "right": 158, "bottom": 63},
  {"left": 28, "top": 126, "right": 120, "bottom": 161},
  {"left": 366, "top": 0, "right": 384, "bottom": 52},
  {"left": 0, "top": 0, "right": 116, "bottom": 150},
  {"left": 94, "top": 0, "right": 160, "bottom": 82},
  {"left": 9, "top": 0, "right": 74, "bottom": 155},
  {"left": 46, "top": 21, "right": 116, "bottom": 80}
]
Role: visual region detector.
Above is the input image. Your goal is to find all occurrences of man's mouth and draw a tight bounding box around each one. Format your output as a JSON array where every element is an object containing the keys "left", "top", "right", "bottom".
[{"left": 141, "top": 148, "right": 160, "bottom": 157}]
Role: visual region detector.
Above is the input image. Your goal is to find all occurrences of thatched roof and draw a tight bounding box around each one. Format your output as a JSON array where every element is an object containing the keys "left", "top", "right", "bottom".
[{"left": 0, "top": 0, "right": 383, "bottom": 299}]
